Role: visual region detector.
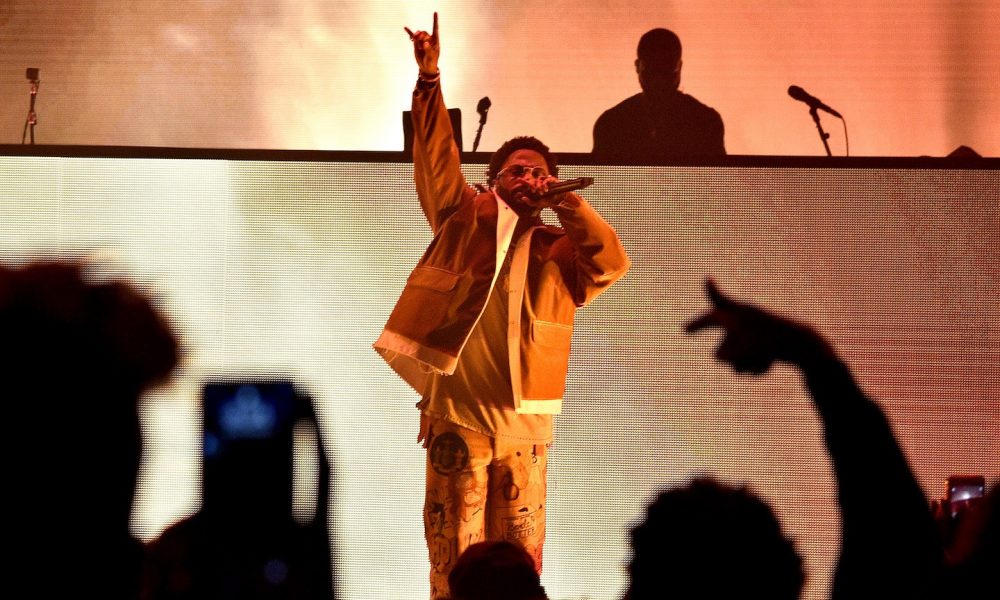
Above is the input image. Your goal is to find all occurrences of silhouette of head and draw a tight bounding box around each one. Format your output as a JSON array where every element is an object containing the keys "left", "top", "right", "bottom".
[
  {"left": 448, "top": 540, "right": 547, "bottom": 600},
  {"left": 1, "top": 261, "right": 179, "bottom": 534},
  {"left": 636, "top": 28, "right": 683, "bottom": 97},
  {"left": 628, "top": 477, "right": 804, "bottom": 600}
]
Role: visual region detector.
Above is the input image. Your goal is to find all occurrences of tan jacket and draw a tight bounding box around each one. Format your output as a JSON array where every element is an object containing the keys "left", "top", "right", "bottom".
[{"left": 374, "top": 77, "right": 630, "bottom": 414}]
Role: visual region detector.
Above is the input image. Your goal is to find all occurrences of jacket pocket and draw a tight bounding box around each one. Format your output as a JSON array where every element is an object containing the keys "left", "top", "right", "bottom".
[
  {"left": 531, "top": 320, "right": 573, "bottom": 349},
  {"left": 407, "top": 266, "right": 460, "bottom": 292}
]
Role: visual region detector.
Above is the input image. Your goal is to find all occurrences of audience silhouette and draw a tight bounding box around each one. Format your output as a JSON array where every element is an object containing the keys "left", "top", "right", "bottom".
[
  {"left": 684, "top": 278, "right": 966, "bottom": 599},
  {"left": 2, "top": 260, "right": 990, "bottom": 599},
  {"left": 447, "top": 541, "right": 548, "bottom": 600},
  {"left": 626, "top": 477, "right": 804, "bottom": 600},
  {"left": 1, "top": 260, "right": 180, "bottom": 599}
]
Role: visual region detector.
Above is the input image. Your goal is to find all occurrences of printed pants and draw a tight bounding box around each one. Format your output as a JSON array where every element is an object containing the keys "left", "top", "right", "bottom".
[{"left": 423, "top": 417, "right": 547, "bottom": 600}]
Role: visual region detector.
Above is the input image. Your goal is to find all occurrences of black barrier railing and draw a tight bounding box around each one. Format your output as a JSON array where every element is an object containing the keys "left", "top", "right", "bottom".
[{"left": 1, "top": 144, "right": 997, "bottom": 170}]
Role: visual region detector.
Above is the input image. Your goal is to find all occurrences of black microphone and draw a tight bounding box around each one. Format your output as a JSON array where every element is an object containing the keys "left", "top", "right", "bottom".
[
  {"left": 473, "top": 96, "right": 491, "bottom": 152},
  {"left": 476, "top": 96, "right": 491, "bottom": 124},
  {"left": 788, "top": 85, "right": 842, "bottom": 118},
  {"left": 540, "top": 177, "right": 594, "bottom": 197}
]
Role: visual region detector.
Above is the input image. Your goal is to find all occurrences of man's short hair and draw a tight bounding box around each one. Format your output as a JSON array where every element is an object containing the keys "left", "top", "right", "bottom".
[
  {"left": 628, "top": 477, "right": 805, "bottom": 600},
  {"left": 487, "top": 136, "right": 559, "bottom": 186},
  {"left": 637, "top": 28, "right": 682, "bottom": 65}
]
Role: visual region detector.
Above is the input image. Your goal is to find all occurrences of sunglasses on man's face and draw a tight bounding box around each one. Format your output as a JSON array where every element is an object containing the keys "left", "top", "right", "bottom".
[{"left": 499, "top": 164, "right": 549, "bottom": 180}]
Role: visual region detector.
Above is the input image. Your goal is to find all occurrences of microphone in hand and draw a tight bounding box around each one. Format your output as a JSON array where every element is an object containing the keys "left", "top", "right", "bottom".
[
  {"left": 539, "top": 177, "right": 594, "bottom": 198},
  {"left": 515, "top": 177, "right": 595, "bottom": 207}
]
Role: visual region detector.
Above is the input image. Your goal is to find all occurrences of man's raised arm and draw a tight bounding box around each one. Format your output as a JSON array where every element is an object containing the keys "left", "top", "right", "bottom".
[{"left": 404, "top": 13, "right": 471, "bottom": 232}]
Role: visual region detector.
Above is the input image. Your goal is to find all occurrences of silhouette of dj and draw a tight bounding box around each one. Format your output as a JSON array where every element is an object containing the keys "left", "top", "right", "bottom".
[{"left": 593, "top": 28, "right": 725, "bottom": 162}]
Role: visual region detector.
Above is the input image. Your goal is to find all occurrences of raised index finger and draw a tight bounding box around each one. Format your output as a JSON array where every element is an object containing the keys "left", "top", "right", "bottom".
[
  {"left": 431, "top": 12, "right": 439, "bottom": 42},
  {"left": 704, "top": 278, "right": 734, "bottom": 309}
]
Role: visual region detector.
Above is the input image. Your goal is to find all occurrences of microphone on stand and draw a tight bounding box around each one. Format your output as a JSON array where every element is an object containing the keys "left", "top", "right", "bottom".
[
  {"left": 787, "top": 85, "right": 842, "bottom": 118},
  {"left": 472, "top": 96, "right": 490, "bottom": 152},
  {"left": 22, "top": 67, "right": 40, "bottom": 145}
]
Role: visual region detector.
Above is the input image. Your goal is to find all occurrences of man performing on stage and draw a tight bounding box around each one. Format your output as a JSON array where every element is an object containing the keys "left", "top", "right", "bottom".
[{"left": 373, "top": 14, "right": 630, "bottom": 599}]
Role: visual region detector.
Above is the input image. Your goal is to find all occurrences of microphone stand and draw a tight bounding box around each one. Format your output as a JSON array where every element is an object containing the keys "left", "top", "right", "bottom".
[
  {"left": 472, "top": 114, "right": 486, "bottom": 152},
  {"left": 809, "top": 106, "right": 832, "bottom": 157},
  {"left": 22, "top": 72, "right": 39, "bottom": 145}
]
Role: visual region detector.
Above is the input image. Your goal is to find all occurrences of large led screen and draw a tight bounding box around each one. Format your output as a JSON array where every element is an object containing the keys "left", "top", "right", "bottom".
[{"left": 1, "top": 152, "right": 997, "bottom": 599}]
